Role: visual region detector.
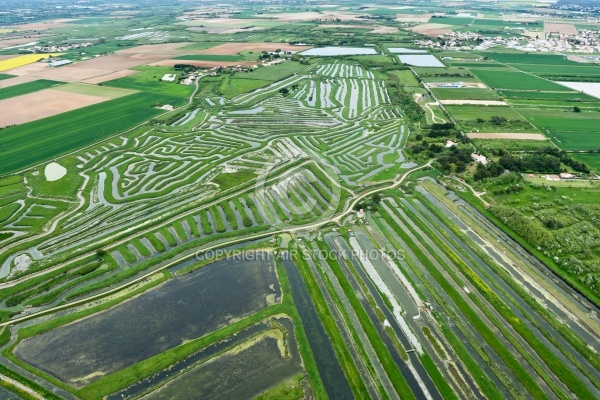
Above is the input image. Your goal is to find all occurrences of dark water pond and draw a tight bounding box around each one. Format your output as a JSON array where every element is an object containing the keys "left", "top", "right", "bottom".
[
  {"left": 15, "top": 252, "right": 280, "bottom": 388},
  {"left": 282, "top": 256, "right": 353, "bottom": 400}
]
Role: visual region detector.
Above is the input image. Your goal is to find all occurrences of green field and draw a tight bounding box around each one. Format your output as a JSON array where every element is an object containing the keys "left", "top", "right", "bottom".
[
  {"left": 472, "top": 19, "right": 541, "bottom": 27},
  {"left": 444, "top": 104, "right": 527, "bottom": 121},
  {"left": 432, "top": 17, "right": 476, "bottom": 25},
  {"left": 235, "top": 62, "right": 308, "bottom": 81},
  {"left": 0, "top": 92, "right": 178, "bottom": 174},
  {"left": 499, "top": 89, "right": 597, "bottom": 101},
  {"left": 390, "top": 70, "right": 420, "bottom": 86},
  {"left": 103, "top": 66, "right": 193, "bottom": 103},
  {"left": 431, "top": 87, "right": 500, "bottom": 100},
  {"left": 513, "top": 64, "right": 600, "bottom": 78},
  {"left": 0, "top": 80, "right": 63, "bottom": 101},
  {"left": 572, "top": 153, "right": 600, "bottom": 172},
  {"left": 218, "top": 77, "right": 273, "bottom": 98},
  {"left": 519, "top": 107, "right": 600, "bottom": 150},
  {"left": 347, "top": 55, "right": 395, "bottom": 64},
  {"left": 50, "top": 83, "right": 137, "bottom": 98},
  {"left": 218, "top": 62, "right": 308, "bottom": 98},
  {"left": 0, "top": 73, "right": 13, "bottom": 81},
  {"left": 469, "top": 53, "right": 600, "bottom": 79},
  {"left": 480, "top": 53, "right": 578, "bottom": 65},
  {"left": 470, "top": 68, "right": 569, "bottom": 91}
]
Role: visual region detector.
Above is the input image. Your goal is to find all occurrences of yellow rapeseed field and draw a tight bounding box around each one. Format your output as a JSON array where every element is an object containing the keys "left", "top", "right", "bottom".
[{"left": 0, "top": 54, "right": 63, "bottom": 72}]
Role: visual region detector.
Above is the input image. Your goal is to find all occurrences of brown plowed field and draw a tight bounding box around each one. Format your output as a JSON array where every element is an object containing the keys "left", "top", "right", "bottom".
[
  {"left": 0, "top": 89, "right": 109, "bottom": 127},
  {"left": 545, "top": 23, "right": 578, "bottom": 35},
  {"left": 407, "top": 23, "right": 452, "bottom": 37},
  {"left": 10, "top": 19, "right": 77, "bottom": 31},
  {"left": 116, "top": 42, "right": 192, "bottom": 55},
  {"left": 80, "top": 69, "right": 140, "bottom": 84},
  {"left": 2, "top": 43, "right": 191, "bottom": 83},
  {"left": 2, "top": 62, "right": 49, "bottom": 76}
]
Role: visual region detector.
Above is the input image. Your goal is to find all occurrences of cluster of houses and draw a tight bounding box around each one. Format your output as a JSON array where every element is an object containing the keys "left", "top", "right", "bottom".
[
  {"left": 544, "top": 172, "right": 577, "bottom": 181},
  {"left": 20, "top": 42, "right": 93, "bottom": 54},
  {"left": 416, "top": 29, "right": 600, "bottom": 54}
]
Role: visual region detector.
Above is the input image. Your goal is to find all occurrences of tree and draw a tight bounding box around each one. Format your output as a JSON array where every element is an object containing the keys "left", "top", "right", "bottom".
[
  {"left": 370, "top": 194, "right": 382, "bottom": 205},
  {"left": 490, "top": 116, "right": 507, "bottom": 125},
  {"left": 573, "top": 106, "right": 581, "bottom": 113}
]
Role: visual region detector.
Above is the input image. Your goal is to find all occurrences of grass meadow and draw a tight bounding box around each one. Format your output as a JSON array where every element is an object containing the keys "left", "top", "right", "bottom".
[
  {"left": 103, "top": 66, "right": 193, "bottom": 102},
  {"left": 470, "top": 68, "right": 569, "bottom": 91},
  {"left": 519, "top": 107, "right": 600, "bottom": 150}
]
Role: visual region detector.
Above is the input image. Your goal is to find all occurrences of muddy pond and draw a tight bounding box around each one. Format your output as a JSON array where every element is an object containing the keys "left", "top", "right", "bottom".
[
  {"left": 15, "top": 252, "right": 280, "bottom": 388},
  {"left": 116, "top": 318, "right": 305, "bottom": 399}
]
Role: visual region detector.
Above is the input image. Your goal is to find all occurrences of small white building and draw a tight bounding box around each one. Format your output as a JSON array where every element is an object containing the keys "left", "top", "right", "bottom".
[
  {"left": 357, "top": 209, "right": 365, "bottom": 220},
  {"left": 471, "top": 153, "right": 488, "bottom": 165},
  {"left": 560, "top": 172, "right": 575, "bottom": 179},
  {"left": 546, "top": 174, "right": 561, "bottom": 181},
  {"left": 161, "top": 74, "right": 177, "bottom": 82},
  {"left": 445, "top": 140, "right": 458, "bottom": 148},
  {"left": 49, "top": 59, "right": 72, "bottom": 67}
]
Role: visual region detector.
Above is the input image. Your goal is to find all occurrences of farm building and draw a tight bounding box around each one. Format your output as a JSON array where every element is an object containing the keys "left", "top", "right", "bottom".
[
  {"left": 560, "top": 172, "right": 575, "bottom": 179},
  {"left": 439, "top": 82, "right": 464, "bottom": 88},
  {"left": 161, "top": 74, "right": 177, "bottom": 82},
  {"left": 49, "top": 59, "right": 72, "bottom": 68},
  {"left": 546, "top": 175, "right": 561, "bottom": 181},
  {"left": 471, "top": 153, "right": 488, "bottom": 165}
]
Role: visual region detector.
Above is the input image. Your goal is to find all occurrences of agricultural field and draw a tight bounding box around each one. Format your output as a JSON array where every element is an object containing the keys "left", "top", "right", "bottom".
[
  {"left": 0, "top": 79, "right": 63, "bottom": 100},
  {"left": 572, "top": 153, "right": 600, "bottom": 173},
  {"left": 476, "top": 52, "right": 600, "bottom": 81},
  {"left": 103, "top": 66, "right": 193, "bottom": 99},
  {"left": 469, "top": 68, "right": 570, "bottom": 91},
  {"left": 0, "top": 54, "right": 60, "bottom": 72},
  {"left": 519, "top": 107, "right": 600, "bottom": 150},
  {"left": 0, "top": 92, "right": 179, "bottom": 174},
  {"left": 0, "top": 1, "right": 599, "bottom": 400}
]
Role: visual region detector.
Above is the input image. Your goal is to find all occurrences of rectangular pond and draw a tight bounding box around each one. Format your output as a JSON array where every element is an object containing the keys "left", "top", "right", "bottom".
[
  {"left": 15, "top": 252, "right": 280, "bottom": 388},
  {"left": 389, "top": 47, "right": 427, "bottom": 54},
  {"left": 301, "top": 46, "right": 377, "bottom": 56},
  {"left": 141, "top": 318, "right": 303, "bottom": 399},
  {"left": 558, "top": 81, "right": 600, "bottom": 100},
  {"left": 398, "top": 54, "right": 445, "bottom": 67}
]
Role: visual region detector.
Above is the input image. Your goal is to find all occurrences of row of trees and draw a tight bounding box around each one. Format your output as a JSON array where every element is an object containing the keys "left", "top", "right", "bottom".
[{"left": 499, "top": 147, "right": 590, "bottom": 174}]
